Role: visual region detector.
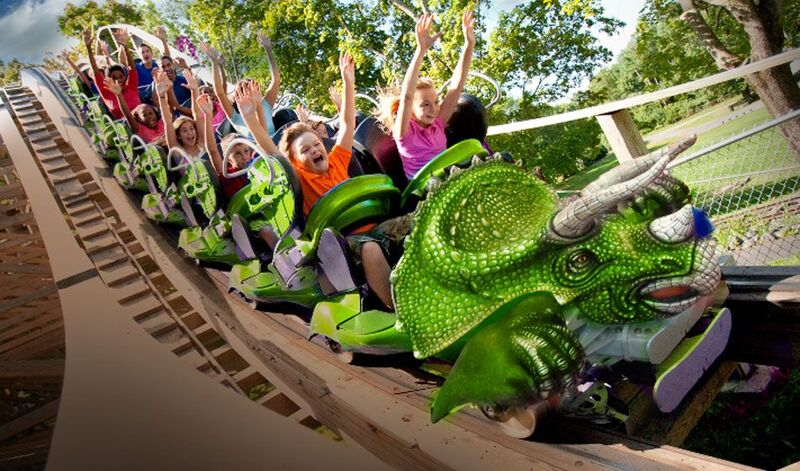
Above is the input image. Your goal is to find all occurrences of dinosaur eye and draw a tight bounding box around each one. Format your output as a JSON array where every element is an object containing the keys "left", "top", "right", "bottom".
[{"left": 567, "top": 250, "right": 595, "bottom": 273}]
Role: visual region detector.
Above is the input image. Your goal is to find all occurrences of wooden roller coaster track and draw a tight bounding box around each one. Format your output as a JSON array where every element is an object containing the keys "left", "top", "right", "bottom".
[{"left": 1, "top": 67, "right": 797, "bottom": 469}]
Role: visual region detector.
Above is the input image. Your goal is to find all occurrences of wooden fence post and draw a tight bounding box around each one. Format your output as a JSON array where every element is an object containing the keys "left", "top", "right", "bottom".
[{"left": 596, "top": 109, "right": 649, "bottom": 163}]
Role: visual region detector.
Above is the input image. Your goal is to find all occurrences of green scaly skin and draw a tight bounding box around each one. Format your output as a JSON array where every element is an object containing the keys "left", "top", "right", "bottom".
[{"left": 391, "top": 157, "right": 706, "bottom": 421}]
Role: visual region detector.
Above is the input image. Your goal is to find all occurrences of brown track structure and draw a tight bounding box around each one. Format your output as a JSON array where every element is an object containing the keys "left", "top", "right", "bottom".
[{"left": 0, "top": 70, "right": 778, "bottom": 469}]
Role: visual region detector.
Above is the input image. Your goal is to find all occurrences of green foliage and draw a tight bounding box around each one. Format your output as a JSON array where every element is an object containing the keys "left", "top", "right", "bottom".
[
  {"left": 57, "top": 0, "right": 144, "bottom": 39},
  {"left": 483, "top": 1, "right": 620, "bottom": 104},
  {"left": 0, "top": 59, "right": 26, "bottom": 86},
  {"left": 487, "top": 101, "right": 605, "bottom": 184}
]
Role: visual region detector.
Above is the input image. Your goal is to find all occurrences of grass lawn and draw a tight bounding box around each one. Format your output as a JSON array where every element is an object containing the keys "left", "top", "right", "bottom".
[{"left": 557, "top": 105, "right": 790, "bottom": 195}]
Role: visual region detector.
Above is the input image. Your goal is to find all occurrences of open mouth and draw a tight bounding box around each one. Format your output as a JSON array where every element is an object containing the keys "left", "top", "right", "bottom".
[
  {"left": 639, "top": 279, "right": 700, "bottom": 315},
  {"left": 638, "top": 238, "right": 721, "bottom": 316},
  {"left": 313, "top": 156, "right": 325, "bottom": 165}
]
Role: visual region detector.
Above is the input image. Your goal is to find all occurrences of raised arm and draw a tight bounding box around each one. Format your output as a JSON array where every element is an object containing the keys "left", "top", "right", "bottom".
[
  {"left": 256, "top": 32, "right": 281, "bottom": 107},
  {"left": 154, "top": 26, "right": 171, "bottom": 58},
  {"left": 182, "top": 68, "right": 204, "bottom": 145},
  {"left": 105, "top": 76, "right": 138, "bottom": 132},
  {"left": 200, "top": 42, "right": 234, "bottom": 118},
  {"left": 113, "top": 29, "right": 138, "bottom": 89},
  {"left": 437, "top": 10, "right": 475, "bottom": 124},
  {"left": 154, "top": 70, "right": 176, "bottom": 149},
  {"left": 196, "top": 94, "right": 223, "bottom": 176},
  {"left": 394, "top": 13, "right": 441, "bottom": 140},
  {"left": 235, "top": 82, "right": 281, "bottom": 156},
  {"left": 247, "top": 79, "right": 269, "bottom": 133},
  {"left": 60, "top": 50, "right": 92, "bottom": 88},
  {"left": 336, "top": 52, "right": 356, "bottom": 151},
  {"left": 83, "top": 28, "right": 101, "bottom": 77}
]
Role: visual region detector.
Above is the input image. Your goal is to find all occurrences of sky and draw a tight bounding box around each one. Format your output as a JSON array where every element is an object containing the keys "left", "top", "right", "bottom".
[{"left": 0, "top": 0, "right": 645, "bottom": 90}]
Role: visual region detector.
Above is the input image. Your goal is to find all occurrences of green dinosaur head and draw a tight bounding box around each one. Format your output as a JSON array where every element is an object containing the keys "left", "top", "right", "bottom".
[{"left": 392, "top": 137, "right": 721, "bottom": 359}]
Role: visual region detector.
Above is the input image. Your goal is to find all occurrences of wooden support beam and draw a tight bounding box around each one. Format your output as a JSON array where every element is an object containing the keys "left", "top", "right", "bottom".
[
  {"left": 0, "top": 400, "right": 59, "bottom": 442},
  {"left": 0, "top": 360, "right": 64, "bottom": 381},
  {"left": 596, "top": 109, "right": 649, "bottom": 163}
]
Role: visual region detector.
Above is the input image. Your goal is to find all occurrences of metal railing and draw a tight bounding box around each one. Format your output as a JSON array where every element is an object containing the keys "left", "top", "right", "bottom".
[{"left": 670, "top": 110, "right": 800, "bottom": 266}]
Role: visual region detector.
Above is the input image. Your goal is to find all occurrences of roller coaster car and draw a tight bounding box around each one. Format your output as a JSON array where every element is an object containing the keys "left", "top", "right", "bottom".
[
  {"left": 109, "top": 130, "right": 151, "bottom": 192},
  {"left": 85, "top": 100, "right": 128, "bottom": 162},
  {"left": 140, "top": 145, "right": 189, "bottom": 226},
  {"left": 68, "top": 79, "right": 732, "bottom": 438},
  {"left": 228, "top": 139, "right": 488, "bottom": 309}
]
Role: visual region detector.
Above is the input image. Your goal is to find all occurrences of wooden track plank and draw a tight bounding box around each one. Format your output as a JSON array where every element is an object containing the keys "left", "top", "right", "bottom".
[
  {"left": 0, "top": 359, "right": 64, "bottom": 381},
  {"left": 0, "top": 400, "right": 59, "bottom": 442},
  {"left": 0, "top": 285, "right": 57, "bottom": 315}
]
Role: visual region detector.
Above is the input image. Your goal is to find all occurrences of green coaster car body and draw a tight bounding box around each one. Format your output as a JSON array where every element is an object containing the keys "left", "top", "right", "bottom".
[{"left": 229, "top": 139, "right": 487, "bottom": 309}]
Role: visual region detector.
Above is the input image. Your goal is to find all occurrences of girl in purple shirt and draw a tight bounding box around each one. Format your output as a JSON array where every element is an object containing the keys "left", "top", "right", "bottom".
[{"left": 379, "top": 11, "right": 475, "bottom": 179}]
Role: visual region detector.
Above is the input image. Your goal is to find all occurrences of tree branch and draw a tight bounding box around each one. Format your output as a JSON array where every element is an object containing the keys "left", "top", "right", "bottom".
[{"left": 678, "top": 0, "right": 742, "bottom": 69}]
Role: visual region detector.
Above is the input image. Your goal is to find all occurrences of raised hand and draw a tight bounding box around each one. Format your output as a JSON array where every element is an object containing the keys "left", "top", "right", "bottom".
[
  {"left": 339, "top": 51, "right": 355, "bottom": 84},
  {"left": 112, "top": 28, "right": 130, "bottom": 46},
  {"left": 99, "top": 41, "right": 110, "bottom": 56},
  {"left": 462, "top": 10, "right": 475, "bottom": 46},
  {"left": 199, "top": 41, "right": 223, "bottom": 64},
  {"left": 234, "top": 82, "right": 256, "bottom": 116},
  {"left": 154, "top": 25, "right": 167, "bottom": 41},
  {"left": 295, "top": 104, "right": 310, "bottom": 123},
  {"left": 328, "top": 86, "right": 342, "bottom": 112},
  {"left": 181, "top": 68, "right": 199, "bottom": 90},
  {"left": 153, "top": 69, "right": 172, "bottom": 98},
  {"left": 256, "top": 32, "right": 272, "bottom": 50},
  {"left": 104, "top": 76, "right": 122, "bottom": 95},
  {"left": 175, "top": 56, "right": 189, "bottom": 71},
  {"left": 415, "top": 13, "right": 441, "bottom": 52},
  {"left": 248, "top": 80, "right": 263, "bottom": 104},
  {"left": 82, "top": 28, "right": 93, "bottom": 46},
  {"left": 196, "top": 93, "right": 214, "bottom": 115}
]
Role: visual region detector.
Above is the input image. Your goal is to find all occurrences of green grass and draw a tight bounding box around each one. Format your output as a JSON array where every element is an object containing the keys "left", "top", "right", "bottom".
[{"left": 558, "top": 105, "right": 791, "bottom": 198}]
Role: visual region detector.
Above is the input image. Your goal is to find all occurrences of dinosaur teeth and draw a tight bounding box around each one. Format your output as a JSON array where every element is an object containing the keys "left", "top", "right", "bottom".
[
  {"left": 471, "top": 155, "right": 483, "bottom": 166},
  {"left": 492, "top": 153, "right": 504, "bottom": 162},
  {"left": 514, "top": 159, "right": 523, "bottom": 167},
  {"left": 448, "top": 166, "right": 463, "bottom": 177}
]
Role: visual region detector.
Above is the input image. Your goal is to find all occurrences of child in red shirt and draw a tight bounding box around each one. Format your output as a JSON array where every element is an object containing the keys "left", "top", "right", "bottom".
[{"left": 83, "top": 28, "right": 140, "bottom": 120}]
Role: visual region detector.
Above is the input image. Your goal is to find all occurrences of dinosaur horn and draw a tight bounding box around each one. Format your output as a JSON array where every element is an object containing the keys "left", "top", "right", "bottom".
[
  {"left": 649, "top": 204, "right": 694, "bottom": 243},
  {"left": 582, "top": 135, "right": 696, "bottom": 195},
  {"left": 552, "top": 156, "right": 670, "bottom": 238}
]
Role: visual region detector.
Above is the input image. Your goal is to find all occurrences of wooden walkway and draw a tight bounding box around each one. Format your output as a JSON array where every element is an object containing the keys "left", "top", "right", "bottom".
[{"left": 0, "top": 125, "right": 64, "bottom": 470}]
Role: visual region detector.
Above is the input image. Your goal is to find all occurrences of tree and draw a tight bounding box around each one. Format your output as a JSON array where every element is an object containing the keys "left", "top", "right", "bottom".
[
  {"left": 0, "top": 59, "right": 26, "bottom": 86},
  {"left": 57, "top": 0, "right": 144, "bottom": 40},
  {"left": 676, "top": 0, "right": 800, "bottom": 158},
  {"left": 482, "top": 0, "right": 622, "bottom": 104}
]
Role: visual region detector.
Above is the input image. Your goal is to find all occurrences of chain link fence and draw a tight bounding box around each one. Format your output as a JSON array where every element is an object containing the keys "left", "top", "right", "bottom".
[{"left": 669, "top": 109, "right": 800, "bottom": 266}]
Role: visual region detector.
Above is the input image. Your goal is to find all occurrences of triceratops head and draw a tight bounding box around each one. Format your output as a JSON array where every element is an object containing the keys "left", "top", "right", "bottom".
[{"left": 392, "top": 136, "right": 721, "bottom": 359}]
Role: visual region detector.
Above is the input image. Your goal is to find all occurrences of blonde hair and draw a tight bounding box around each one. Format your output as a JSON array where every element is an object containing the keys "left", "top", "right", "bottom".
[
  {"left": 377, "top": 77, "right": 435, "bottom": 133},
  {"left": 173, "top": 116, "right": 196, "bottom": 146},
  {"left": 278, "top": 122, "right": 316, "bottom": 160}
]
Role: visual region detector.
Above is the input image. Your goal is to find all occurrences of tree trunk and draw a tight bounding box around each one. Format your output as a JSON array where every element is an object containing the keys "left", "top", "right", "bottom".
[{"left": 680, "top": 0, "right": 800, "bottom": 159}]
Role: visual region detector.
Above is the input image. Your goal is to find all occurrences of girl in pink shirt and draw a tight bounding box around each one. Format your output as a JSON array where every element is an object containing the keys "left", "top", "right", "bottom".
[
  {"left": 379, "top": 11, "right": 475, "bottom": 179},
  {"left": 105, "top": 76, "right": 165, "bottom": 144}
]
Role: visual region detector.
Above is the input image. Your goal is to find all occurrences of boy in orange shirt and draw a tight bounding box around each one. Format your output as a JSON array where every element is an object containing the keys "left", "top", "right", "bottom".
[{"left": 241, "top": 52, "right": 401, "bottom": 309}]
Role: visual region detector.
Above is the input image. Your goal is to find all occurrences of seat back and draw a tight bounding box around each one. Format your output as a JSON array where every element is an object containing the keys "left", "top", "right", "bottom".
[
  {"left": 445, "top": 93, "right": 489, "bottom": 147},
  {"left": 353, "top": 117, "right": 407, "bottom": 189},
  {"left": 300, "top": 174, "right": 400, "bottom": 256},
  {"left": 272, "top": 108, "right": 299, "bottom": 132}
]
